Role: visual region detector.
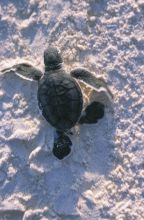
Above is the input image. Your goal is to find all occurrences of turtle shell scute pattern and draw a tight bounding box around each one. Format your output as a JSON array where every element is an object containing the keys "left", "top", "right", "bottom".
[{"left": 37, "top": 73, "right": 83, "bottom": 131}]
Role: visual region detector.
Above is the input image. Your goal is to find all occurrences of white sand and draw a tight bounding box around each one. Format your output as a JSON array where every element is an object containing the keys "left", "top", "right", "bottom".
[{"left": 0, "top": 0, "right": 144, "bottom": 219}]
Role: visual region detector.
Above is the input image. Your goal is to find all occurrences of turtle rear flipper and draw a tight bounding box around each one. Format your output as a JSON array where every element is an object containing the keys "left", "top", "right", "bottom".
[
  {"left": 79, "top": 101, "right": 105, "bottom": 124},
  {"left": 1, "top": 63, "right": 43, "bottom": 81},
  {"left": 53, "top": 130, "right": 72, "bottom": 159}
]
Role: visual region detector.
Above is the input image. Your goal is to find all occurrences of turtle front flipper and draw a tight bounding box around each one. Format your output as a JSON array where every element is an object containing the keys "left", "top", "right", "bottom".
[
  {"left": 71, "top": 68, "right": 113, "bottom": 108},
  {"left": 1, "top": 63, "right": 43, "bottom": 81},
  {"left": 71, "top": 68, "right": 113, "bottom": 124}
]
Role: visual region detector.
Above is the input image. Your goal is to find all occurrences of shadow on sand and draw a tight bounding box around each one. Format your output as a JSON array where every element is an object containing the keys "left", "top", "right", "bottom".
[{"left": 0, "top": 69, "right": 116, "bottom": 218}]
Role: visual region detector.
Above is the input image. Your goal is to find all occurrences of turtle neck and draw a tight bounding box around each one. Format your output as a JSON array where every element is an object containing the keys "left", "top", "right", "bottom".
[{"left": 45, "top": 63, "right": 62, "bottom": 72}]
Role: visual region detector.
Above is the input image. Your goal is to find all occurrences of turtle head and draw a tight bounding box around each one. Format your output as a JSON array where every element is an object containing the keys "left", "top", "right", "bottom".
[{"left": 44, "top": 47, "right": 63, "bottom": 71}]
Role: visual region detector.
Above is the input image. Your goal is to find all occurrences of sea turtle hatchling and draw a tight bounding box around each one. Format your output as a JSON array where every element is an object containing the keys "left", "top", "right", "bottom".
[{"left": 1, "top": 47, "right": 113, "bottom": 159}]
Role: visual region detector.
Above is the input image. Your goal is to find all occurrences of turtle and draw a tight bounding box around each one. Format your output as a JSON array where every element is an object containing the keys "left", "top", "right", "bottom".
[{"left": 1, "top": 46, "right": 113, "bottom": 159}]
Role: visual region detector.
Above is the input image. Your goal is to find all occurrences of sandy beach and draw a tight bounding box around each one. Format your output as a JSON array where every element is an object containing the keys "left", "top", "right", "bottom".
[{"left": 0, "top": 0, "right": 144, "bottom": 219}]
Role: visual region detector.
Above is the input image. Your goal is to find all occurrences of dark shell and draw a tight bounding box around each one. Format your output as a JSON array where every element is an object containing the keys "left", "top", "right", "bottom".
[{"left": 37, "top": 72, "right": 83, "bottom": 131}]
